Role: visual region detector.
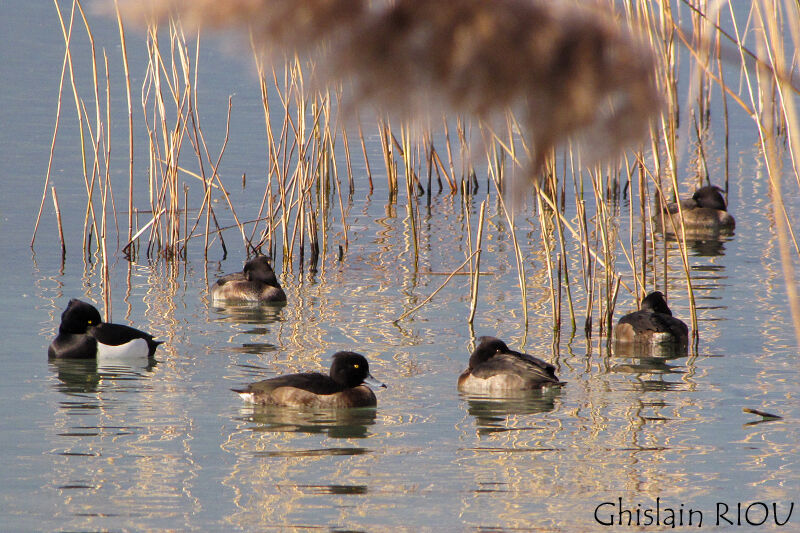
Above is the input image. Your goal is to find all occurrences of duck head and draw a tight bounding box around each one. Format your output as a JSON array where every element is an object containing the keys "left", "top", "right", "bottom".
[{"left": 641, "top": 291, "right": 672, "bottom": 315}]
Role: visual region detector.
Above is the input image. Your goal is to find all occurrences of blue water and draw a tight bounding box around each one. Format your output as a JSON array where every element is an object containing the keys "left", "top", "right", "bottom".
[{"left": 1, "top": 1, "right": 799, "bottom": 531}]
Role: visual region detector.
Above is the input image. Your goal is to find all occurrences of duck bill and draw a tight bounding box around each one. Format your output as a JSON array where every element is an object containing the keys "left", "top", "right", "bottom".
[{"left": 364, "top": 373, "right": 387, "bottom": 389}]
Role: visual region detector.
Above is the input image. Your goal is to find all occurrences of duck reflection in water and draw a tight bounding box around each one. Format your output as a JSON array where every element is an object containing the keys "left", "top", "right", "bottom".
[
  {"left": 686, "top": 236, "right": 729, "bottom": 257},
  {"left": 463, "top": 387, "right": 562, "bottom": 435},
  {"left": 238, "top": 406, "right": 378, "bottom": 439},
  {"left": 210, "top": 301, "right": 285, "bottom": 326},
  {"left": 49, "top": 358, "right": 156, "bottom": 395},
  {"left": 611, "top": 341, "right": 688, "bottom": 392},
  {"left": 656, "top": 231, "right": 732, "bottom": 258}
]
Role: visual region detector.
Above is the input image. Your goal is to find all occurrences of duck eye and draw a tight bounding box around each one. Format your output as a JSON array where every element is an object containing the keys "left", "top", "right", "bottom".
[
  {"left": 353, "top": 364, "right": 359, "bottom": 368},
  {"left": 87, "top": 320, "right": 93, "bottom": 325}
]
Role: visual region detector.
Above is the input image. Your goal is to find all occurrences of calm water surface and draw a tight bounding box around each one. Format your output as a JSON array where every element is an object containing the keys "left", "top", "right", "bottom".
[{"left": 1, "top": 2, "right": 799, "bottom": 531}]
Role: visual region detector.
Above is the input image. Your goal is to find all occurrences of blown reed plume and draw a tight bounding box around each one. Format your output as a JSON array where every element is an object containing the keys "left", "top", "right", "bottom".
[{"left": 123, "top": 0, "right": 662, "bottom": 179}]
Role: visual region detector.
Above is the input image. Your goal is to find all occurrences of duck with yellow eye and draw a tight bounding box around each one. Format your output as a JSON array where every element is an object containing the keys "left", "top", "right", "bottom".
[
  {"left": 48, "top": 299, "right": 163, "bottom": 359},
  {"left": 232, "top": 352, "right": 386, "bottom": 408}
]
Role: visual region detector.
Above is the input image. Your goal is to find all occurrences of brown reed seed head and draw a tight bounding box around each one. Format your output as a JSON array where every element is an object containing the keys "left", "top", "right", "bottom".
[{"left": 122, "top": 0, "right": 662, "bottom": 179}]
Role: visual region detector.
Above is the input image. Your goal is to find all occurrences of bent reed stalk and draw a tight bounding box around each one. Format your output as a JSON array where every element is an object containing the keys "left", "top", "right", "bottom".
[{"left": 34, "top": 0, "right": 800, "bottom": 343}]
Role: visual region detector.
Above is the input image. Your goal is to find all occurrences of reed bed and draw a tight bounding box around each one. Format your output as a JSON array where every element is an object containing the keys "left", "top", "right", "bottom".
[{"left": 33, "top": 0, "right": 800, "bottom": 344}]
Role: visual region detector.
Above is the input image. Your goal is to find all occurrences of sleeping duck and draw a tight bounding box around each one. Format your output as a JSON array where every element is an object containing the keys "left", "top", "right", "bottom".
[
  {"left": 211, "top": 256, "right": 287, "bottom": 303},
  {"left": 457, "top": 336, "right": 561, "bottom": 394},
  {"left": 614, "top": 291, "right": 688, "bottom": 346},
  {"left": 655, "top": 185, "right": 735, "bottom": 235}
]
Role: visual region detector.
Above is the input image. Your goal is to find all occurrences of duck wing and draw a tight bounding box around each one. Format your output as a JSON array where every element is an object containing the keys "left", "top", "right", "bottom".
[
  {"left": 234, "top": 372, "right": 340, "bottom": 395},
  {"left": 91, "top": 322, "right": 155, "bottom": 346},
  {"left": 619, "top": 310, "right": 688, "bottom": 340},
  {"left": 471, "top": 351, "right": 559, "bottom": 383},
  {"left": 91, "top": 323, "right": 162, "bottom": 358},
  {"left": 213, "top": 271, "right": 247, "bottom": 287},
  {"left": 660, "top": 198, "right": 698, "bottom": 215}
]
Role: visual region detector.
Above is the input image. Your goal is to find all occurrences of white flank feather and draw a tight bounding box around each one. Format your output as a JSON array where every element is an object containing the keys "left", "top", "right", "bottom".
[{"left": 96, "top": 338, "right": 150, "bottom": 359}]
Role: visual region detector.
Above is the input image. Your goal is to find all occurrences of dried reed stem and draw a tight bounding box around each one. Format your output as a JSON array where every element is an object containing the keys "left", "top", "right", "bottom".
[
  {"left": 536, "top": 193, "right": 557, "bottom": 331},
  {"left": 51, "top": 187, "right": 66, "bottom": 259},
  {"left": 114, "top": 0, "right": 135, "bottom": 250},
  {"left": 468, "top": 200, "right": 486, "bottom": 324}
]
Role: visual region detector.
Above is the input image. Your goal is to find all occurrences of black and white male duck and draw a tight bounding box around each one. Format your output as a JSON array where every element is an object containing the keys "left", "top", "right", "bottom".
[
  {"left": 457, "top": 336, "right": 561, "bottom": 394},
  {"left": 614, "top": 291, "right": 688, "bottom": 345},
  {"left": 232, "top": 351, "right": 386, "bottom": 408},
  {"left": 655, "top": 185, "right": 735, "bottom": 233},
  {"left": 48, "top": 299, "right": 162, "bottom": 359},
  {"left": 210, "top": 256, "right": 287, "bottom": 303}
]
